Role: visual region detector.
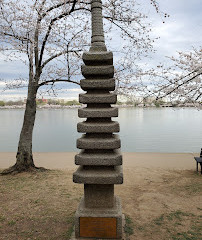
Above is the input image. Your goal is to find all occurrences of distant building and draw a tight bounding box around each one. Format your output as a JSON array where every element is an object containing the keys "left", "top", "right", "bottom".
[{"left": 42, "top": 97, "right": 47, "bottom": 103}]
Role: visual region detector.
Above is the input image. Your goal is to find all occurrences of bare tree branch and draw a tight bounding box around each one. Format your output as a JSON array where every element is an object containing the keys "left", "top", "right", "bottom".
[
  {"left": 41, "top": 49, "right": 82, "bottom": 68},
  {"left": 38, "top": 79, "right": 80, "bottom": 88},
  {"left": 158, "top": 66, "right": 202, "bottom": 93},
  {"left": 39, "top": 0, "right": 78, "bottom": 67}
]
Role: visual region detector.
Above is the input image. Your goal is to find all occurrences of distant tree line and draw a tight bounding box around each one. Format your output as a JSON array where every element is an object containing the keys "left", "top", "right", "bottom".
[
  {"left": 44, "top": 99, "right": 81, "bottom": 106},
  {"left": 0, "top": 99, "right": 83, "bottom": 107},
  {"left": 0, "top": 100, "right": 24, "bottom": 106},
  {"left": 1, "top": 98, "right": 197, "bottom": 108}
]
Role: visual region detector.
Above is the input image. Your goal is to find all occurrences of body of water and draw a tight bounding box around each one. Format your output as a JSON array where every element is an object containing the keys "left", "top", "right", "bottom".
[{"left": 0, "top": 108, "right": 202, "bottom": 153}]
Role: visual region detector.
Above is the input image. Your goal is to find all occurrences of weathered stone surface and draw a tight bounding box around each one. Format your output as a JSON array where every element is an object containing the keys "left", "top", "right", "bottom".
[
  {"left": 79, "top": 93, "right": 117, "bottom": 104},
  {"left": 77, "top": 134, "right": 121, "bottom": 149},
  {"left": 90, "top": 0, "right": 107, "bottom": 52},
  {"left": 73, "top": 166, "right": 123, "bottom": 184},
  {"left": 82, "top": 52, "right": 113, "bottom": 65},
  {"left": 91, "top": 0, "right": 102, "bottom": 8},
  {"left": 81, "top": 65, "right": 114, "bottom": 78},
  {"left": 74, "top": 196, "right": 123, "bottom": 239},
  {"left": 74, "top": 0, "right": 123, "bottom": 238},
  {"left": 89, "top": 45, "right": 107, "bottom": 52},
  {"left": 84, "top": 184, "right": 114, "bottom": 208},
  {"left": 77, "top": 121, "right": 119, "bottom": 133},
  {"left": 78, "top": 107, "right": 118, "bottom": 118},
  {"left": 80, "top": 79, "right": 115, "bottom": 91},
  {"left": 75, "top": 150, "right": 122, "bottom": 166}
]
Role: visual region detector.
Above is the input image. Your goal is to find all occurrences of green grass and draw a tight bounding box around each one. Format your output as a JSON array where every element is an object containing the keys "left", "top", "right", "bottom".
[
  {"left": 66, "top": 224, "right": 74, "bottom": 240},
  {"left": 129, "top": 209, "right": 202, "bottom": 240},
  {"left": 66, "top": 213, "right": 75, "bottom": 239},
  {"left": 152, "top": 211, "right": 202, "bottom": 240},
  {"left": 0, "top": 216, "right": 6, "bottom": 223},
  {"left": 184, "top": 183, "right": 202, "bottom": 194},
  {"left": 154, "top": 214, "right": 165, "bottom": 225},
  {"left": 172, "top": 227, "right": 202, "bottom": 240},
  {"left": 166, "top": 210, "right": 194, "bottom": 221},
  {"left": 124, "top": 215, "right": 134, "bottom": 237},
  {"left": 8, "top": 220, "right": 16, "bottom": 226}
]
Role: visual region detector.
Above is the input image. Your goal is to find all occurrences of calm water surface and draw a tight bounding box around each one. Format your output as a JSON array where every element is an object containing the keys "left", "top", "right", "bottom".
[{"left": 0, "top": 108, "right": 202, "bottom": 152}]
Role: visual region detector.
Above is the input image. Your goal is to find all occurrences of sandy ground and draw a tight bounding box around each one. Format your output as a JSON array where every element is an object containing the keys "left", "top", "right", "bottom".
[
  {"left": 0, "top": 152, "right": 198, "bottom": 170},
  {"left": 0, "top": 152, "right": 201, "bottom": 240}
]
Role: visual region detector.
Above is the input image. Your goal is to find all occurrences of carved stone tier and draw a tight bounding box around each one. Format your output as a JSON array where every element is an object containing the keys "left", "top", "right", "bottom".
[
  {"left": 80, "top": 78, "right": 115, "bottom": 91},
  {"left": 82, "top": 65, "right": 114, "bottom": 78},
  {"left": 79, "top": 93, "right": 117, "bottom": 104},
  {"left": 83, "top": 51, "right": 113, "bottom": 64},
  {"left": 73, "top": 166, "right": 123, "bottom": 184},
  {"left": 77, "top": 134, "right": 121, "bottom": 150},
  {"left": 75, "top": 150, "right": 122, "bottom": 166},
  {"left": 78, "top": 121, "right": 119, "bottom": 133},
  {"left": 78, "top": 107, "right": 118, "bottom": 118}
]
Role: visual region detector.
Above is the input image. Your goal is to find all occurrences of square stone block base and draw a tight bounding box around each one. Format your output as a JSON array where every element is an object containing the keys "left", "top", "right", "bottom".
[{"left": 74, "top": 196, "right": 123, "bottom": 239}]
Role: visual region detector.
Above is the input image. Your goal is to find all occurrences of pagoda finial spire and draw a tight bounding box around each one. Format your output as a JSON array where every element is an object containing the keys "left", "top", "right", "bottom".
[{"left": 90, "top": 0, "right": 107, "bottom": 51}]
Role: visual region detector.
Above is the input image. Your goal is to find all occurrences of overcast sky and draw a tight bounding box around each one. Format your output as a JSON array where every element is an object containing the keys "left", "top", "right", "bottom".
[{"left": 0, "top": 0, "right": 201, "bottom": 101}]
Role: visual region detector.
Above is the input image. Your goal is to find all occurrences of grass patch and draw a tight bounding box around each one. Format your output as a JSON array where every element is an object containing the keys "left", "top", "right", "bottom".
[
  {"left": 169, "top": 171, "right": 202, "bottom": 196},
  {"left": 124, "top": 215, "right": 134, "bottom": 237},
  {"left": 65, "top": 212, "right": 75, "bottom": 239},
  {"left": 172, "top": 227, "right": 202, "bottom": 240},
  {"left": 8, "top": 220, "right": 16, "bottom": 226},
  {"left": 130, "top": 208, "right": 202, "bottom": 240},
  {"left": 0, "top": 216, "right": 6, "bottom": 223},
  {"left": 0, "top": 170, "right": 82, "bottom": 240},
  {"left": 66, "top": 223, "right": 74, "bottom": 240},
  {"left": 154, "top": 214, "right": 165, "bottom": 225},
  {"left": 152, "top": 211, "right": 193, "bottom": 227},
  {"left": 166, "top": 210, "right": 194, "bottom": 221},
  {"left": 0, "top": 168, "right": 201, "bottom": 240},
  {"left": 184, "top": 183, "right": 202, "bottom": 194},
  {"left": 151, "top": 210, "right": 201, "bottom": 240}
]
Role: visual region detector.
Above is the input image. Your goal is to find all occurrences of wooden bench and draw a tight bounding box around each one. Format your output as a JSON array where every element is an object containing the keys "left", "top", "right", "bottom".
[{"left": 194, "top": 157, "right": 202, "bottom": 174}]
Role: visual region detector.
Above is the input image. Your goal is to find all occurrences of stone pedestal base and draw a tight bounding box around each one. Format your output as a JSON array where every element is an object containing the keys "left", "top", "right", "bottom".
[{"left": 74, "top": 196, "right": 122, "bottom": 239}]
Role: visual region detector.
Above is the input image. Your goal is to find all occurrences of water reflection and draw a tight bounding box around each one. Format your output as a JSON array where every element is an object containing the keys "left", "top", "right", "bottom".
[{"left": 0, "top": 108, "right": 201, "bottom": 152}]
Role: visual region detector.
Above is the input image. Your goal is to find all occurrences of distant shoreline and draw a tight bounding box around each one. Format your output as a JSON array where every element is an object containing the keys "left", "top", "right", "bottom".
[
  {"left": 0, "top": 105, "right": 200, "bottom": 110},
  {"left": 0, "top": 104, "right": 135, "bottom": 110},
  {"left": 0, "top": 104, "right": 83, "bottom": 110},
  {"left": 0, "top": 152, "right": 197, "bottom": 170}
]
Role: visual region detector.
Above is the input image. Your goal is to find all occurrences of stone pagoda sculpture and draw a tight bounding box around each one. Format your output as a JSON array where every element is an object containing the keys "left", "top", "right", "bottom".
[{"left": 73, "top": 0, "right": 123, "bottom": 239}]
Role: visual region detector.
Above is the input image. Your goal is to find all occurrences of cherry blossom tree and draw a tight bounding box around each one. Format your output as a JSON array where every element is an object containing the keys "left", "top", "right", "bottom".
[
  {"left": 135, "top": 47, "right": 202, "bottom": 106},
  {"left": 0, "top": 0, "right": 164, "bottom": 174}
]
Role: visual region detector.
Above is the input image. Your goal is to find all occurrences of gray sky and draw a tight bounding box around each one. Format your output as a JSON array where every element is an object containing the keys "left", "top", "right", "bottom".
[
  {"left": 0, "top": 0, "right": 201, "bottom": 101},
  {"left": 149, "top": 0, "right": 201, "bottom": 60}
]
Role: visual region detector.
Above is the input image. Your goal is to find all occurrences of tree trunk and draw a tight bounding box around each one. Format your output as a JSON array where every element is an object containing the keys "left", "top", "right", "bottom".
[
  {"left": 1, "top": 82, "right": 44, "bottom": 174},
  {"left": 16, "top": 83, "right": 37, "bottom": 171}
]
